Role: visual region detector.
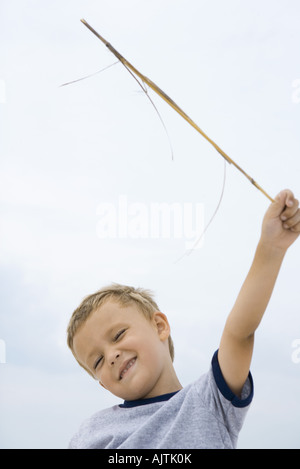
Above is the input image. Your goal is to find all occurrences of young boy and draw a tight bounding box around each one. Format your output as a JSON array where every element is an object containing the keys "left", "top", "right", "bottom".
[{"left": 67, "top": 189, "right": 299, "bottom": 449}]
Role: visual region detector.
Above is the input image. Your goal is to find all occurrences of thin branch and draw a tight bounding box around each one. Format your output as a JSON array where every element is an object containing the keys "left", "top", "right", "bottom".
[{"left": 80, "top": 18, "right": 275, "bottom": 203}]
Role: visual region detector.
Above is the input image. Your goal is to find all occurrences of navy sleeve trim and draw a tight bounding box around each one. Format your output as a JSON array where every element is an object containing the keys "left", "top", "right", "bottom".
[{"left": 212, "top": 349, "right": 254, "bottom": 408}]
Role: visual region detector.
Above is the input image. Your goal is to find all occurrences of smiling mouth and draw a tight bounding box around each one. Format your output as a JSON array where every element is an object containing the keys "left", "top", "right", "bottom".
[{"left": 119, "top": 357, "right": 137, "bottom": 380}]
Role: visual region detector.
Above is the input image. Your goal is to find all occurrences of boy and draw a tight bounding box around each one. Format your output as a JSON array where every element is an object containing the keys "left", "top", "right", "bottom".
[{"left": 67, "top": 189, "right": 299, "bottom": 449}]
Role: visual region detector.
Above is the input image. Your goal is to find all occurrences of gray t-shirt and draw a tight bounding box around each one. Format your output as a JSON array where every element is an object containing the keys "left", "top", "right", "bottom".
[{"left": 69, "top": 350, "right": 253, "bottom": 449}]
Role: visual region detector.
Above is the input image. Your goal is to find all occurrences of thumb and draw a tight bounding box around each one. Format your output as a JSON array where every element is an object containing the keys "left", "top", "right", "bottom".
[{"left": 267, "top": 190, "right": 291, "bottom": 218}]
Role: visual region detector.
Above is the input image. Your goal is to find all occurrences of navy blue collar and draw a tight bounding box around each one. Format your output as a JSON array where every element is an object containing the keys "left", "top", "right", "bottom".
[{"left": 119, "top": 390, "right": 180, "bottom": 408}]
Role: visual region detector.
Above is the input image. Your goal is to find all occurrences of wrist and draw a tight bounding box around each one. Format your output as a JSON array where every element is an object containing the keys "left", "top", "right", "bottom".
[{"left": 257, "top": 238, "right": 287, "bottom": 260}]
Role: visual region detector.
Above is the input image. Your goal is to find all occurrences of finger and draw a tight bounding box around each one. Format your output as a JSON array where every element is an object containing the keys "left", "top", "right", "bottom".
[
  {"left": 282, "top": 208, "right": 300, "bottom": 230},
  {"left": 269, "top": 190, "right": 290, "bottom": 218},
  {"left": 285, "top": 190, "right": 295, "bottom": 208},
  {"left": 275, "top": 188, "right": 294, "bottom": 202},
  {"left": 270, "top": 189, "right": 295, "bottom": 219},
  {"left": 290, "top": 221, "right": 300, "bottom": 233},
  {"left": 281, "top": 198, "right": 299, "bottom": 221}
]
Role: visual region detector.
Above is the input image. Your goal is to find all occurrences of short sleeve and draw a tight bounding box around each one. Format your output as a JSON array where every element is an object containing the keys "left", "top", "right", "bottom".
[
  {"left": 212, "top": 349, "right": 254, "bottom": 408},
  {"left": 194, "top": 349, "right": 254, "bottom": 446}
]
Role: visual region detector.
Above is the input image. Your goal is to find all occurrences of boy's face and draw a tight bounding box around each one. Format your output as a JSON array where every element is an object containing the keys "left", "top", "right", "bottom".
[{"left": 72, "top": 300, "right": 180, "bottom": 401}]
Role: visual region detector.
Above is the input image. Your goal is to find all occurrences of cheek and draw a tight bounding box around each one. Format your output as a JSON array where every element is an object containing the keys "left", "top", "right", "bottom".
[
  {"left": 97, "top": 368, "right": 108, "bottom": 387},
  {"left": 136, "top": 334, "right": 164, "bottom": 365},
  {"left": 123, "top": 328, "right": 157, "bottom": 351}
]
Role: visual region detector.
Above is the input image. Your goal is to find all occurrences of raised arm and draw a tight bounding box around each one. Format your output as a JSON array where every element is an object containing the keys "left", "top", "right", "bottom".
[{"left": 218, "top": 189, "right": 300, "bottom": 396}]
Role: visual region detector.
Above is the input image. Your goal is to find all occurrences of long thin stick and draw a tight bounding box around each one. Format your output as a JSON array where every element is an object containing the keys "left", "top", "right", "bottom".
[{"left": 80, "top": 18, "right": 275, "bottom": 203}]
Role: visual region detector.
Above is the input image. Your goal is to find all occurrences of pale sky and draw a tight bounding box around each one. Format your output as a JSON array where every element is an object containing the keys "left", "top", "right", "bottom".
[{"left": 0, "top": 0, "right": 300, "bottom": 449}]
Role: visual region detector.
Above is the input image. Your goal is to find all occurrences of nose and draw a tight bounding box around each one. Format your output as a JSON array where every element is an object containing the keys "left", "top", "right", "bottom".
[{"left": 110, "top": 353, "right": 120, "bottom": 366}]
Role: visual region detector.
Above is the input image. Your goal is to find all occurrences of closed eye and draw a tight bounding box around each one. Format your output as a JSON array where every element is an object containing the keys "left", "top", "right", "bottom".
[
  {"left": 93, "top": 356, "right": 103, "bottom": 370},
  {"left": 114, "top": 328, "right": 126, "bottom": 341}
]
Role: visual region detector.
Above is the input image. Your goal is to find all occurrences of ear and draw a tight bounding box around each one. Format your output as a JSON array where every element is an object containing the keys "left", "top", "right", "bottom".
[{"left": 152, "top": 312, "right": 170, "bottom": 342}]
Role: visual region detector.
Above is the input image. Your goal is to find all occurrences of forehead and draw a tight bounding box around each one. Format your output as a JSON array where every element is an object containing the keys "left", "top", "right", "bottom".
[
  {"left": 92, "top": 298, "right": 145, "bottom": 324},
  {"left": 74, "top": 300, "right": 146, "bottom": 342}
]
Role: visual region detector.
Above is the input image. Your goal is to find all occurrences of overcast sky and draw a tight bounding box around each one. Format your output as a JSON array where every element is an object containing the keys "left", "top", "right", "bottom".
[{"left": 0, "top": 0, "right": 300, "bottom": 449}]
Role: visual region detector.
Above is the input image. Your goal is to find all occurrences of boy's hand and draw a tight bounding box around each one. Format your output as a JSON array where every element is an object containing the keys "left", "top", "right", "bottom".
[{"left": 260, "top": 189, "right": 300, "bottom": 252}]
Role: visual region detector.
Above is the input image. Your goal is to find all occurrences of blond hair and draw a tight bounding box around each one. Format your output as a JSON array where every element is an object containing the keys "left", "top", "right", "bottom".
[{"left": 67, "top": 283, "right": 174, "bottom": 377}]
